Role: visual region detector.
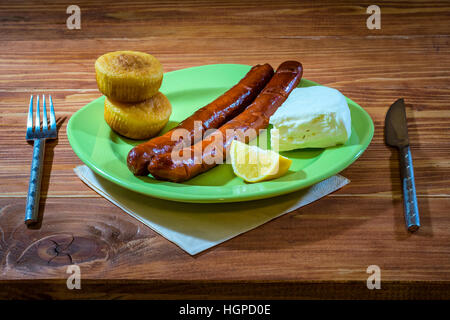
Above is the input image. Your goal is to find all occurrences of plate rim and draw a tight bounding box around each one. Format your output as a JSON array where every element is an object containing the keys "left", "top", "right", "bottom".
[{"left": 67, "top": 63, "right": 374, "bottom": 203}]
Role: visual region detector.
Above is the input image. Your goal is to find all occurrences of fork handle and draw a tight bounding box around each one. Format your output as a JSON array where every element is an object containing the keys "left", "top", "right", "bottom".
[
  {"left": 25, "top": 138, "right": 45, "bottom": 225},
  {"left": 399, "top": 145, "right": 420, "bottom": 232}
]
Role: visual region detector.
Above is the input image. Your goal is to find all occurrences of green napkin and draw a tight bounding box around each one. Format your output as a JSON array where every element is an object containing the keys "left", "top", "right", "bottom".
[{"left": 75, "top": 165, "right": 349, "bottom": 255}]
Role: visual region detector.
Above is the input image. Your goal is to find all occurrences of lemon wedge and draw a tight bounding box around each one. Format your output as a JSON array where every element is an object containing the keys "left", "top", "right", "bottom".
[{"left": 230, "top": 140, "right": 292, "bottom": 183}]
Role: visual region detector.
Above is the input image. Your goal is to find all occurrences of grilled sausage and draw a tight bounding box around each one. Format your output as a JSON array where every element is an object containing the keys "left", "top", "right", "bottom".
[
  {"left": 127, "top": 64, "right": 274, "bottom": 175},
  {"left": 147, "top": 61, "right": 303, "bottom": 182}
]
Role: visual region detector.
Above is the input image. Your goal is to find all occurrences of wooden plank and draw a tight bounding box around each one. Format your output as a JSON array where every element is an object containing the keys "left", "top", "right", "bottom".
[
  {"left": 1, "top": 279, "right": 449, "bottom": 299},
  {"left": 1, "top": 1, "right": 450, "bottom": 40},
  {"left": 0, "top": 197, "right": 449, "bottom": 282}
]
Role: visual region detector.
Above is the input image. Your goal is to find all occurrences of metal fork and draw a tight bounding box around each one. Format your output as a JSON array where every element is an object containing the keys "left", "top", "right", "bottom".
[{"left": 25, "top": 95, "right": 57, "bottom": 225}]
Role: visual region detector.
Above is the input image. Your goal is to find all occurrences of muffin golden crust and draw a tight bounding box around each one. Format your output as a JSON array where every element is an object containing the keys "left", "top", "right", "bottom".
[
  {"left": 104, "top": 92, "right": 172, "bottom": 140},
  {"left": 95, "top": 51, "right": 163, "bottom": 102}
]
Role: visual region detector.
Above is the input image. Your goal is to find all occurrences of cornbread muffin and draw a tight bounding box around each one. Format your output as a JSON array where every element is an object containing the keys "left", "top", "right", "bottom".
[
  {"left": 104, "top": 92, "right": 172, "bottom": 140},
  {"left": 95, "top": 51, "right": 163, "bottom": 102}
]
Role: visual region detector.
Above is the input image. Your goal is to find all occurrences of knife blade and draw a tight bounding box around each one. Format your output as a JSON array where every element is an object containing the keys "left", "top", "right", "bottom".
[{"left": 385, "top": 98, "right": 420, "bottom": 232}]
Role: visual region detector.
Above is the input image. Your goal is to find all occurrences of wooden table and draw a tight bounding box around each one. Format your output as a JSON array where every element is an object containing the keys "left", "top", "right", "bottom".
[{"left": 0, "top": 0, "right": 449, "bottom": 299}]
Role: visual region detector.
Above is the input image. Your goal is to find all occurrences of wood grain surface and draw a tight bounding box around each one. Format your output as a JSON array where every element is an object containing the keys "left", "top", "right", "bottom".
[{"left": 0, "top": 0, "right": 449, "bottom": 299}]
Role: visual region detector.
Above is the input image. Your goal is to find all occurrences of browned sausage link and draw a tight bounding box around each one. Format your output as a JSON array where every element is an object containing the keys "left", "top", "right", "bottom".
[
  {"left": 148, "top": 61, "right": 303, "bottom": 182},
  {"left": 127, "top": 64, "right": 274, "bottom": 176}
]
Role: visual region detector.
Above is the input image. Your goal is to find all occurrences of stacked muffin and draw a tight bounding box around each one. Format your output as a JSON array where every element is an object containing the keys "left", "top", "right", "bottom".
[{"left": 95, "top": 51, "right": 172, "bottom": 140}]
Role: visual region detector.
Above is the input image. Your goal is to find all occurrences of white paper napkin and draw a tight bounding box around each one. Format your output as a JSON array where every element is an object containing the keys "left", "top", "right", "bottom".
[{"left": 74, "top": 165, "right": 349, "bottom": 255}]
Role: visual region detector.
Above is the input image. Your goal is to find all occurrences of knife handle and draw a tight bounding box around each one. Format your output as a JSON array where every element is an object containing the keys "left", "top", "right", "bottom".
[{"left": 399, "top": 146, "right": 420, "bottom": 232}]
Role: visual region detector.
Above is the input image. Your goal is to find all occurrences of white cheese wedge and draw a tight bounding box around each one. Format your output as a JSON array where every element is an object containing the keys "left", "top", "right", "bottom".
[{"left": 270, "top": 86, "right": 352, "bottom": 151}]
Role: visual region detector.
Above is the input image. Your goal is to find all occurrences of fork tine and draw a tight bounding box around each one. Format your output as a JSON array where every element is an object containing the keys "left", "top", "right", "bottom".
[
  {"left": 27, "top": 95, "right": 33, "bottom": 132},
  {"left": 42, "top": 95, "right": 48, "bottom": 132},
  {"left": 35, "top": 95, "right": 40, "bottom": 132},
  {"left": 49, "top": 95, "right": 56, "bottom": 131}
]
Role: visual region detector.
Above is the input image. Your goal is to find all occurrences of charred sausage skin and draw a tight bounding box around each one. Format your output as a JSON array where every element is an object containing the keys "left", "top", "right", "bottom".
[
  {"left": 127, "top": 63, "right": 274, "bottom": 176},
  {"left": 148, "top": 61, "right": 303, "bottom": 182}
]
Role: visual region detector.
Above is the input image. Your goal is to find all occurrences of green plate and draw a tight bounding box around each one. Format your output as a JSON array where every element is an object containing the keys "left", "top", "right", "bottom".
[{"left": 67, "top": 64, "right": 374, "bottom": 203}]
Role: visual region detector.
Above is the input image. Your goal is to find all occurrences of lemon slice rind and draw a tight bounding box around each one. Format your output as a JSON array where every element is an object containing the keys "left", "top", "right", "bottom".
[{"left": 230, "top": 140, "right": 292, "bottom": 183}]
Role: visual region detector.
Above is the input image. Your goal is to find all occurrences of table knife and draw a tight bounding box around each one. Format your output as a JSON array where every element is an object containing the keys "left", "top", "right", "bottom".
[{"left": 385, "top": 98, "right": 420, "bottom": 232}]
